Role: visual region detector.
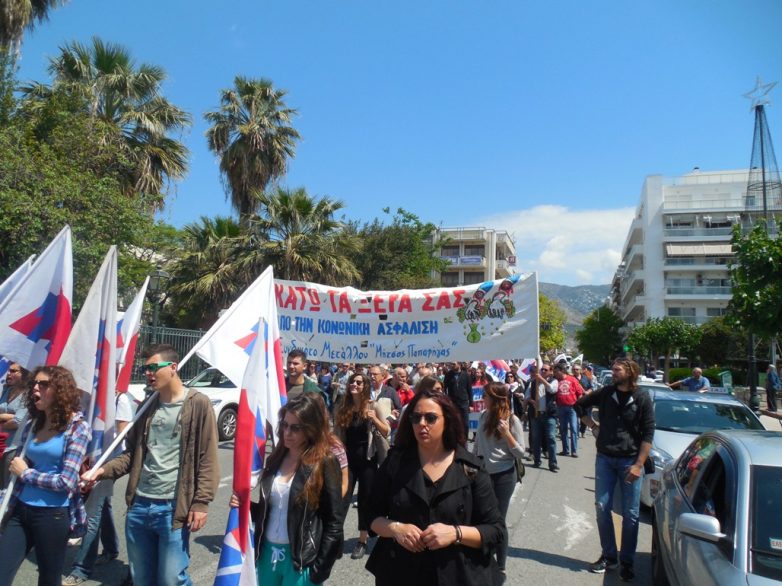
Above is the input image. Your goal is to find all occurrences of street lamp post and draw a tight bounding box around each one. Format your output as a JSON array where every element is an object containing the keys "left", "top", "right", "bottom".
[{"left": 148, "top": 268, "right": 170, "bottom": 344}]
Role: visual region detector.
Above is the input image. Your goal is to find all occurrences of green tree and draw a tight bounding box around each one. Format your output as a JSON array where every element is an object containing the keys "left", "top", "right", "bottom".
[
  {"left": 205, "top": 76, "right": 300, "bottom": 217},
  {"left": 539, "top": 293, "right": 566, "bottom": 354},
  {"left": 627, "top": 317, "right": 702, "bottom": 381},
  {"left": 241, "top": 187, "right": 360, "bottom": 284},
  {"left": 350, "top": 208, "right": 449, "bottom": 290},
  {"left": 0, "top": 109, "right": 147, "bottom": 308},
  {"left": 574, "top": 306, "right": 623, "bottom": 365},
  {"left": 0, "top": 0, "right": 66, "bottom": 51},
  {"left": 20, "top": 37, "right": 191, "bottom": 207},
  {"left": 166, "top": 216, "right": 244, "bottom": 328},
  {"left": 694, "top": 316, "right": 746, "bottom": 367},
  {"left": 728, "top": 221, "right": 782, "bottom": 340}
]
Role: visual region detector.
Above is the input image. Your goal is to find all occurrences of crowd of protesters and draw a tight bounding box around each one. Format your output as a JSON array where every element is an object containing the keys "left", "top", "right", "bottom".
[{"left": 0, "top": 350, "right": 659, "bottom": 585}]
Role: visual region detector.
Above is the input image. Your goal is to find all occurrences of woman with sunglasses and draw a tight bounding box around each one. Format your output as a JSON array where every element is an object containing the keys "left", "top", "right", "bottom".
[
  {"left": 367, "top": 389, "right": 505, "bottom": 586},
  {"left": 0, "top": 366, "right": 91, "bottom": 586},
  {"left": 473, "top": 382, "right": 526, "bottom": 577},
  {"left": 231, "top": 393, "right": 342, "bottom": 585},
  {"left": 333, "top": 372, "right": 391, "bottom": 560}
]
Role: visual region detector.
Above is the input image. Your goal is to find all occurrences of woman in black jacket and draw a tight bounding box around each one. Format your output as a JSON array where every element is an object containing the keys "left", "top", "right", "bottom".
[
  {"left": 232, "top": 393, "right": 343, "bottom": 585},
  {"left": 366, "top": 389, "right": 506, "bottom": 586}
]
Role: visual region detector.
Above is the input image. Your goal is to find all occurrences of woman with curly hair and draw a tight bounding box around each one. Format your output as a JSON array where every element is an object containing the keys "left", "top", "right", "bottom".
[
  {"left": 333, "top": 371, "right": 391, "bottom": 560},
  {"left": 231, "top": 393, "right": 343, "bottom": 584},
  {"left": 473, "top": 382, "right": 526, "bottom": 576},
  {"left": 0, "top": 366, "right": 91, "bottom": 586}
]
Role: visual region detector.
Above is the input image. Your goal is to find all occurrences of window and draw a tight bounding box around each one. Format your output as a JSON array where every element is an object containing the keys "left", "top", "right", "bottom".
[
  {"left": 676, "top": 437, "right": 717, "bottom": 500},
  {"left": 707, "top": 307, "right": 727, "bottom": 317},
  {"left": 751, "top": 465, "right": 782, "bottom": 581},
  {"left": 691, "top": 449, "right": 735, "bottom": 556},
  {"left": 464, "top": 245, "right": 485, "bottom": 256},
  {"left": 441, "top": 272, "right": 459, "bottom": 286},
  {"left": 462, "top": 272, "right": 485, "bottom": 285},
  {"left": 440, "top": 245, "right": 460, "bottom": 257}
]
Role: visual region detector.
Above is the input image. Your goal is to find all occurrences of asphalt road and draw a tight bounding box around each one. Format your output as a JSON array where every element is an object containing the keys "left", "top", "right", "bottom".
[{"left": 12, "top": 427, "right": 664, "bottom": 586}]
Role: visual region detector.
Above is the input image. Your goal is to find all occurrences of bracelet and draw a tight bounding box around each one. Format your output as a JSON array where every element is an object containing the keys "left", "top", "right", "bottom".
[{"left": 453, "top": 524, "right": 462, "bottom": 545}]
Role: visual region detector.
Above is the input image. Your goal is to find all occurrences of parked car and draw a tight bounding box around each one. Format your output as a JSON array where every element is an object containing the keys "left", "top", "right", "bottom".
[
  {"left": 186, "top": 367, "right": 240, "bottom": 441},
  {"left": 652, "top": 430, "right": 782, "bottom": 585},
  {"left": 640, "top": 384, "right": 764, "bottom": 508}
]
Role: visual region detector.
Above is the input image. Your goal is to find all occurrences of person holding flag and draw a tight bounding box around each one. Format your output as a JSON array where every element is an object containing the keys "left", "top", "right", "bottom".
[
  {"left": 83, "top": 344, "right": 219, "bottom": 585},
  {"left": 0, "top": 366, "right": 91, "bottom": 586},
  {"left": 229, "top": 393, "right": 343, "bottom": 584}
]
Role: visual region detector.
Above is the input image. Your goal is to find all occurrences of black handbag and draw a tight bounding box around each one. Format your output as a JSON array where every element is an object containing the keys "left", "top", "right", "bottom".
[{"left": 514, "top": 455, "right": 526, "bottom": 483}]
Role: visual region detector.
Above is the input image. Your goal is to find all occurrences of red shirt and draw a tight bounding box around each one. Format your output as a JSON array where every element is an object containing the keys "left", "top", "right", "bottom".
[
  {"left": 397, "top": 386, "right": 415, "bottom": 406},
  {"left": 556, "top": 375, "right": 584, "bottom": 407}
]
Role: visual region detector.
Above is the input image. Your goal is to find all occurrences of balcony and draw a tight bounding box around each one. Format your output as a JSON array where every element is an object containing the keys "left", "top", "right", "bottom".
[
  {"left": 624, "top": 244, "right": 644, "bottom": 269},
  {"left": 665, "top": 286, "right": 732, "bottom": 296},
  {"left": 620, "top": 269, "right": 645, "bottom": 301},
  {"left": 663, "top": 227, "right": 734, "bottom": 239},
  {"left": 670, "top": 315, "right": 717, "bottom": 325},
  {"left": 440, "top": 227, "right": 487, "bottom": 242}
]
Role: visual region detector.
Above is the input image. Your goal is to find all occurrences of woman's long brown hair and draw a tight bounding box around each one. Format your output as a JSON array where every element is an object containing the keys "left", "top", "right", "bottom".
[
  {"left": 482, "top": 382, "right": 511, "bottom": 440},
  {"left": 24, "top": 366, "right": 81, "bottom": 432},
  {"left": 334, "top": 372, "right": 370, "bottom": 430},
  {"left": 264, "top": 394, "right": 336, "bottom": 508}
]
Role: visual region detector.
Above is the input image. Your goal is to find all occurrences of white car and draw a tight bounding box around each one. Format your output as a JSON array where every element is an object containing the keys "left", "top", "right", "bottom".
[
  {"left": 639, "top": 384, "right": 764, "bottom": 508},
  {"left": 128, "top": 366, "right": 240, "bottom": 441}
]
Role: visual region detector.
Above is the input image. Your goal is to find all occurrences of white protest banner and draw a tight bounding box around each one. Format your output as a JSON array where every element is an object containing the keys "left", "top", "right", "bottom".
[{"left": 275, "top": 273, "right": 539, "bottom": 363}]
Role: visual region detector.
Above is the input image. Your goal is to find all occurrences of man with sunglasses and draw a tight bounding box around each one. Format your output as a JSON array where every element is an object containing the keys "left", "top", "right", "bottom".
[
  {"left": 84, "top": 344, "right": 219, "bottom": 586},
  {"left": 526, "top": 363, "right": 560, "bottom": 472}
]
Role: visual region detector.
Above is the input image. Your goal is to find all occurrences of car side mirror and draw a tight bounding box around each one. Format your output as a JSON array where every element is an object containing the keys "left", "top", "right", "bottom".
[{"left": 677, "top": 512, "right": 727, "bottom": 543}]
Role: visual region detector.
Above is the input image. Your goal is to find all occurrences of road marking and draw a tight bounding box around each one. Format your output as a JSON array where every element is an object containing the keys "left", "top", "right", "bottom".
[
  {"left": 554, "top": 504, "right": 593, "bottom": 551},
  {"left": 218, "top": 474, "right": 233, "bottom": 488}
]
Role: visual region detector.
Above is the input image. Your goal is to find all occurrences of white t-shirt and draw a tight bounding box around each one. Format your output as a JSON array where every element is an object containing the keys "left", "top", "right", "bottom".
[{"left": 265, "top": 472, "right": 294, "bottom": 544}]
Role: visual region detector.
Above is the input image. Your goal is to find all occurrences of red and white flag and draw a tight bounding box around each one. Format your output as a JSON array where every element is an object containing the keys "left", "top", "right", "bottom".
[
  {"left": 58, "top": 246, "right": 117, "bottom": 462},
  {"left": 0, "top": 226, "right": 73, "bottom": 369},
  {"left": 212, "top": 267, "right": 286, "bottom": 586},
  {"left": 116, "top": 277, "right": 149, "bottom": 392}
]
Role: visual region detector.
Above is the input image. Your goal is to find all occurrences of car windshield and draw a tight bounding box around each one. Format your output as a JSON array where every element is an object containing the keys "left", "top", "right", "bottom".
[
  {"left": 187, "top": 369, "right": 235, "bottom": 388},
  {"left": 652, "top": 399, "right": 764, "bottom": 433},
  {"left": 751, "top": 465, "right": 782, "bottom": 581}
]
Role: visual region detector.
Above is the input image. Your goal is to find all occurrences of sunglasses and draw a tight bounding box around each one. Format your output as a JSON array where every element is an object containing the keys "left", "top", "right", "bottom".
[
  {"left": 8, "top": 368, "right": 21, "bottom": 374},
  {"left": 351, "top": 380, "right": 365, "bottom": 385},
  {"left": 280, "top": 421, "right": 303, "bottom": 433},
  {"left": 33, "top": 379, "right": 51, "bottom": 390},
  {"left": 410, "top": 412, "right": 440, "bottom": 425},
  {"left": 144, "top": 361, "right": 174, "bottom": 373}
]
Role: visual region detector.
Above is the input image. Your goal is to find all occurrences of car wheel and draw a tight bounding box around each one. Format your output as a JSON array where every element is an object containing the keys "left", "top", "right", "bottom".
[
  {"left": 651, "top": 512, "right": 670, "bottom": 586},
  {"left": 217, "top": 407, "right": 237, "bottom": 441}
]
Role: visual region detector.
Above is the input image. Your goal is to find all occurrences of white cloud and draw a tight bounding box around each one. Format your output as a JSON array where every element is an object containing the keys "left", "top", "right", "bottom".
[{"left": 473, "top": 205, "right": 635, "bottom": 286}]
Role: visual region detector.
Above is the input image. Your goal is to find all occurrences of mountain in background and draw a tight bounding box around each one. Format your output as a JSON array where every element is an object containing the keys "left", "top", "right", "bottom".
[{"left": 539, "top": 282, "right": 612, "bottom": 351}]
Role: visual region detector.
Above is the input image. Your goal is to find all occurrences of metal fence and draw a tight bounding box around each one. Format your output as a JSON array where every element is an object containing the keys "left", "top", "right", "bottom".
[{"left": 130, "top": 325, "right": 209, "bottom": 384}]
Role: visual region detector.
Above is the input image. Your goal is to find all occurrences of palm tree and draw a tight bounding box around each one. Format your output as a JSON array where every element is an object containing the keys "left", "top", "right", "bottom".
[
  {"left": 242, "top": 187, "right": 361, "bottom": 285},
  {"left": 1, "top": 0, "right": 66, "bottom": 51},
  {"left": 20, "top": 37, "right": 191, "bottom": 204},
  {"left": 205, "top": 76, "right": 300, "bottom": 217},
  {"left": 167, "top": 216, "right": 246, "bottom": 327}
]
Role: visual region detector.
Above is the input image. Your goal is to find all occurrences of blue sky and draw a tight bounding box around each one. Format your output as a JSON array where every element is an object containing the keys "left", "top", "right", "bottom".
[{"left": 15, "top": 0, "right": 782, "bottom": 286}]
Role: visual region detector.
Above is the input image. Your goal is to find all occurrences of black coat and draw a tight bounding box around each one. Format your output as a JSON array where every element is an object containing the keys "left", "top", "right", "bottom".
[
  {"left": 251, "top": 455, "right": 343, "bottom": 584},
  {"left": 444, "top": 369, "right": 472, "bottom": 409},
  {"left": 365, "top": 446, "right": 506, "bottom": 586}
]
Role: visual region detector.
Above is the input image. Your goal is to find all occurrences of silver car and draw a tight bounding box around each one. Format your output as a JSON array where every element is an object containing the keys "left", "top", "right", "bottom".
[
  {"left": 652, "top": 430, "right": 782, "bottom": 585},
  {"left": 640, "top": 385, "right": 764, "bottom": 508}
]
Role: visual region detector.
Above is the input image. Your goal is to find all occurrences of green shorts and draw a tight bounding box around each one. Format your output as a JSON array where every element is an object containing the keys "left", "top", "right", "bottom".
[{"left": 257, "top": 541, "right": 315, "bottom": 586}]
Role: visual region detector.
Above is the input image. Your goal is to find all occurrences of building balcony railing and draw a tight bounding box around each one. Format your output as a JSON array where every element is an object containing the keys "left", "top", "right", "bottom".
[
  {"left": 670, "top": 315, "right": 718, "bottom": 325},
  {"left": 665, "top": 286, "right": 732, "bottom": 296},
  {"left": 663, "top": 227, "right": 734, "bottom": 238},
  {"left": 664, "top": 257, "right": 730, "bottom": 266}
]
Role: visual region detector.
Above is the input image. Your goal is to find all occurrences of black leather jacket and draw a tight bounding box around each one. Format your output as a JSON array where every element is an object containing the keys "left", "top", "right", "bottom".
[{"left": 251, "top": 455, "right": 343, "bottom": 584}]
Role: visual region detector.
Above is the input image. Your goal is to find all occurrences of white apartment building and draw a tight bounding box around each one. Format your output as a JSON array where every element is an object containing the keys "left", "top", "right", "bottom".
[
  {"left": 611, "top": 168, "right": 780, "bottom": 327},
  {"left": 433, "top": 227, "right": 517, "bottom": 286}
]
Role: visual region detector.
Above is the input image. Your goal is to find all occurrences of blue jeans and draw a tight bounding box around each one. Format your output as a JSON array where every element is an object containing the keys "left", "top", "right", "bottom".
[
  {"left": 531, "top": 414, "right": 558, "bottom": 468},
  {"left": 594, "top": 454, "right": 642, "bottom": 564},
  {"left": 69, "top": 494, "right": 119, "bottom": 579},
  {"left": 126, "top": 497, "right": 192, "bottom": 586},
  {"left": 558, "top": 405, "right": 578, "bottom": 455}
]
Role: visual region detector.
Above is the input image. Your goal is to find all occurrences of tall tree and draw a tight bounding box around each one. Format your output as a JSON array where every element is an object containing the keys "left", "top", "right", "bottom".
[
  {"left": 242, "top": 187, "right": 360, "bottom": 284},
  {"left": 205, "top": 76, "right": 300, "bottom": 217},
  {"left": 0, "top": 0, "right": 66, "bottom": 51},
  {"left": 728, "top": 221, "right": 782, "bottom": 340},
  {"left": 694, "top": 316, "right": 746, "bottom": 367},
  {"left": 166, "top": 216, "right": 244, "bottom": 328},
  {"left": 575, "top": 306, "right": 624, "bottom": 365},
  {"left": 20, "top": 37, "right": 191, "bottom": 207},
  {"left": 351, "top": 208, "right": 449, "bottom": 290},
  {"left": 627, "top": 317, "right": 701, "bottom": 380},
  {"left": 539, "top": 293, "right": 566, "bottom": 354}
]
